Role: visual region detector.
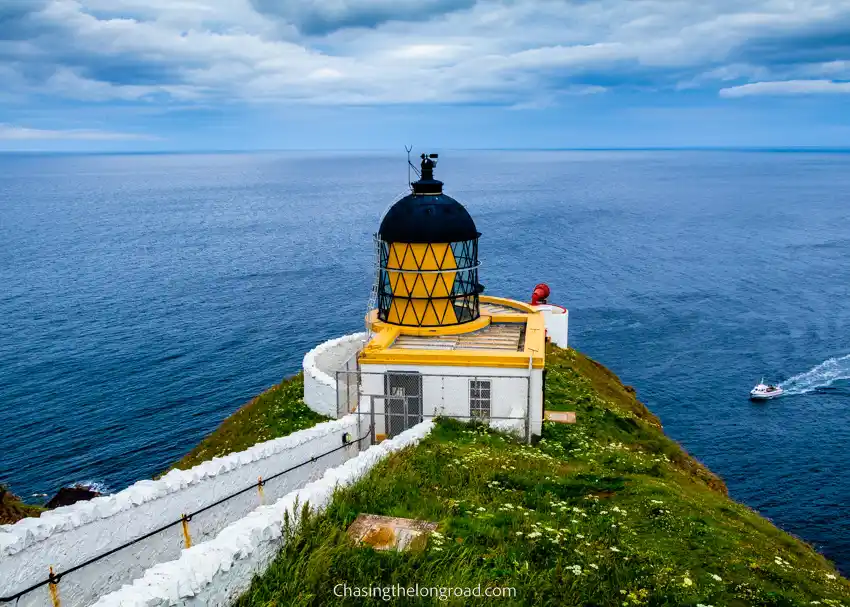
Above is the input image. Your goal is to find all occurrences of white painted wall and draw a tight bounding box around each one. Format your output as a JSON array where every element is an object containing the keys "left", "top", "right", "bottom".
[
  {"left": 302, "top": 333, "right": 366, "bottom": 417},
  {"left": 358, "top": 364, "right": 543, "bottom": 437},
  {"left": 92, "top": 421, "right": 434, "bottom": 607},
  {"left": 0, "top": 415, "right": 367, "bottom": 607},
  {"left": 536, "top": 304, "right": 569, "bottom": 348}
]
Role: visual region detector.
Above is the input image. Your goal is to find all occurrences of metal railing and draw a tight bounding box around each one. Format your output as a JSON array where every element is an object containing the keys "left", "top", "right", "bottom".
[{"left": 0, "top": 427, "right": 373, "bottom": 607}]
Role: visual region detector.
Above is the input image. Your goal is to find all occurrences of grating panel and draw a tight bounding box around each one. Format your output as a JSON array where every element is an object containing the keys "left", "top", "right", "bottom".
[{"left": 389, "top": 323, "right": 525, "bottom": 352}]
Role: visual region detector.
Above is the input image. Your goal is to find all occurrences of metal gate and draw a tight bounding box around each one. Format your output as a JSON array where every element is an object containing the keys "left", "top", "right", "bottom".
[{"left": 384, "top": 372, "right": 423, "bottom": 437}]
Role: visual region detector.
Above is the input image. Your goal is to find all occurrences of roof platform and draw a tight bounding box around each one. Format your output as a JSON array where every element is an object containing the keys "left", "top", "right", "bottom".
[{"left": 359, "top": 296, "right": 545, "bottom": 369}]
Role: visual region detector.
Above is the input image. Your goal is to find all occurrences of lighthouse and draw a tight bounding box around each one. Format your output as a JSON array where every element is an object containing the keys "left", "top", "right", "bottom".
[{"left": 344, "top": 154, "right": 568, "bottom": 442}]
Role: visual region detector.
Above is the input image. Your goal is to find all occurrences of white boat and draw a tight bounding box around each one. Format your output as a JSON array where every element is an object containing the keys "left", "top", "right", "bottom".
[{"left": 750, "top": 379, "right": 784, "bottom": 400}]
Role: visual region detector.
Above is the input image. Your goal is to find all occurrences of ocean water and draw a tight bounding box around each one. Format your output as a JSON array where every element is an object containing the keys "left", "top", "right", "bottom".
[{"left": 1, "top": 150, "right": 849, "bottom": 571}]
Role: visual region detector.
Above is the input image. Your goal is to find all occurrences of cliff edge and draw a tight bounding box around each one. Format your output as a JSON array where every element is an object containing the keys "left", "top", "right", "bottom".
[{"left": 235, "top": 345, "right": 850, "bottom": 606}]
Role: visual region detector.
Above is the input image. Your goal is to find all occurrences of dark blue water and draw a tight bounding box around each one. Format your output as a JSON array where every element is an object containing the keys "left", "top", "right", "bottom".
[{"left": 1, "top": 150, "right": 848, "bottom": 571}]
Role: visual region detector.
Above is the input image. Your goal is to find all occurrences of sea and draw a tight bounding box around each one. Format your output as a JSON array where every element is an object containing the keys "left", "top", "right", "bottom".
[{"left": 1, "top": 150, "right": 848, "bottom": 572}]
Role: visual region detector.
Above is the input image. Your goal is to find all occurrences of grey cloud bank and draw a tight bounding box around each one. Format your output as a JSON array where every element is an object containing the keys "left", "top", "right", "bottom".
[{"left": 1, "top": 0, "right": 849, "bottom": 106}]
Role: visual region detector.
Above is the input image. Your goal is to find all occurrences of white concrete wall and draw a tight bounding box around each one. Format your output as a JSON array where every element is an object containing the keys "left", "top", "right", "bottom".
[
  {"left": 0, "top": 415, "right": 367, "bottom": 607},
  {"left": 358, "top": 364, "right": 543, "bottom": 437},
  {"left": 92, "top": 420, "right": 434, "bottom": 607},
  {"left": 302, "top": 333, "right": 366, "bottom": 417},
  {"left": 536, "top": 304, "right": 569, "bottom": 348}
]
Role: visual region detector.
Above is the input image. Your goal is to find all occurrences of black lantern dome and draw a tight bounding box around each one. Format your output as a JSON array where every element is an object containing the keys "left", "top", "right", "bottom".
[
  {"left": 379, "top": 158, "right": 479, "bottom": 244},
  {"left": 375, "top": 155, "right": 483, "bottom": 328}
]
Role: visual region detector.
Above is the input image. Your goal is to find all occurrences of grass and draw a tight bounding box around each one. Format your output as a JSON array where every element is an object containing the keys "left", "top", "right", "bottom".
[
  {"left": 0, "top": 485, "right": 45, "bottom": 525},
  {"left": 166, "top": 373, "right": 330, "bottom": 472},
  {"left": 236, "top": 346, "right": 850, "bottom": 607}
]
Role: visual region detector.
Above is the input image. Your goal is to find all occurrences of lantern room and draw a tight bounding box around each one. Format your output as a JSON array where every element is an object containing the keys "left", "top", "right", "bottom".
[{"left": 376, "top": 155, "right": 483, "bottom": 327}]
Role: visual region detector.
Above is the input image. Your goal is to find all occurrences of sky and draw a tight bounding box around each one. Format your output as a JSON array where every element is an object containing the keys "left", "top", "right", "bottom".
[{"left": 1, "top": 0, "right": 849, "bottom": 151}]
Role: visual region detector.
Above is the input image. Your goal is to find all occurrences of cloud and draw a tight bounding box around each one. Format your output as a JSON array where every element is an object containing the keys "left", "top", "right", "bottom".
[
  {"left": 720, "top": 79, "right": 850, "bottom": 97},
  {"left": 0, "top": 124, "right": 158, "bottom": 140},
  {"left": 249, "top": 0, "right": 476, "bottom": 35},
  {"left": 1, "top": 0, "right": 850, "bottom": 111}
]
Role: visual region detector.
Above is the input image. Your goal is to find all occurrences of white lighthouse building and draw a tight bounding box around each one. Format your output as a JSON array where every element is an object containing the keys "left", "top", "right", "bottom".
[{"left": 303, "top": 154, "right": 568, "bottom": 442}]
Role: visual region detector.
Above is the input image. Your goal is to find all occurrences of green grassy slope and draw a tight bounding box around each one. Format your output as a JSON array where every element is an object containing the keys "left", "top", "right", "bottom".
[
  {"left": 0, "top": 486, "right": 45, "bottom": 525},
  {"left": 237, "top": 346, "right": 850, "bottom": 607},
  {"left": 166, "top": 373, "right": 329, "bottom": 472}
]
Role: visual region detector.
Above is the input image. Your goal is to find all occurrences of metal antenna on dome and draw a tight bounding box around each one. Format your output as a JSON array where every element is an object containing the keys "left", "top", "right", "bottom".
[{"left": 406, "top": 145, "right": 420, "bottom": 188}]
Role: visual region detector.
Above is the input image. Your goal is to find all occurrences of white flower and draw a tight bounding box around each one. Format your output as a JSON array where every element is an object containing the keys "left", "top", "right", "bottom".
[
  {"left": 683, "top": 576, "right": 693, "bottom": 587},
  {"left": 609, "top": 547, "right": 620, "bottom": 552},
  {"left": 589, "top": 563, "right": 599, "bottom": 570},
  {"left": 710, "top": 574, "right": 722, "bottom": 582},
  {"left": 826, "top": 573, "right": 836, "bottom": 580}
]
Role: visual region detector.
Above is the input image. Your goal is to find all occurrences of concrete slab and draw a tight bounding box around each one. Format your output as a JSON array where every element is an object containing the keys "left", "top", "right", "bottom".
[
  {"left": 347, "top": 514, "right": 438, "bottom": 552},
  {"left": 544, "top": 411, "right": 577, "bottom": 424}
]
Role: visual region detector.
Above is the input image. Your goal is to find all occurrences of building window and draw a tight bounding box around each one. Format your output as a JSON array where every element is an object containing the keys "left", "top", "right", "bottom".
[{"left": 469, "top": 379, "right": 491, "bottom": 420}]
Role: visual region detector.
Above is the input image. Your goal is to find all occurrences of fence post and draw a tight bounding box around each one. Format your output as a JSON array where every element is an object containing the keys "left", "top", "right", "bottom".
[
  {"left": 335, "top": 371, "right": 341, "bottom": 419},
  {"left": 370, "top": 395, "right": 376, "bottom": 446},
  {"left": 526, "top": 376, "right": 532, "bottom": 445},
  {"left": 257, "top": 476, "right": 265, "bottom": 505},
  {"left": 48, "top": 567, "right": 60, "bottom": 607},
  {"left": 181, "top": 514, "right": 192, "bottom": 549}
]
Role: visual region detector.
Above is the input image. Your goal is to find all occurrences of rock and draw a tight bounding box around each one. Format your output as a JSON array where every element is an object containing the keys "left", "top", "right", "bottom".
[{"left": 45, "top": 485, "right": 102, "bottom": 509}]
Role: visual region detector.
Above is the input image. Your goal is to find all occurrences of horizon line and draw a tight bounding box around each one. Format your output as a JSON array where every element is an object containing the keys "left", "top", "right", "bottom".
[{"left": 2, "top": 145, "right": 850, "bottom": 156}]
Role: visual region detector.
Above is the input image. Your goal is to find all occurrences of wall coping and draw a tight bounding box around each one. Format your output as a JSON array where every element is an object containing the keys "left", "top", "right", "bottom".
[
  {"left": 302, "top": 331, "right": 366, "bottom": 388},
  {"left": 92, "top": 420, "right": 434, "bottom": 607},
  {"left": 0, "top": 414, "right": 359, "bottom": 558}
]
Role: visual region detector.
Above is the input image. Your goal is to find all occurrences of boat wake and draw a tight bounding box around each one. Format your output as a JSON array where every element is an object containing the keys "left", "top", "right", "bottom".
[{"left": 779, "top": 354, "right": 850, "bottom": 396}]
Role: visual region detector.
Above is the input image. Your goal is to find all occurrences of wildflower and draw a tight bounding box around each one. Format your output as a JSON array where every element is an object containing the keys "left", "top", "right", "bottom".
[
  {"left": 576, "top": 534, "right": 585, "bottom": 539},
  {"left": 610, "top": 547, "right": 620, "bottom": 552},
  {"left": 826, "top": 574, "right": 836, "bottom": 580},
  {"left": 710, "top": 574, "right": 722, "bottom": 582},
  {"left": 682, "top": 576, "right": 693, "bottom": 587},
  {"left": 589, "top": 563, "right": 599, "bottom": 570}
]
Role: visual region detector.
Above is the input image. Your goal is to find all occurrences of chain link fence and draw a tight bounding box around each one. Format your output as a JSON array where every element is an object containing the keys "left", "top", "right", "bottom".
[{"left": 335, "top": 370, "right": 532, "bottom": 443}]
